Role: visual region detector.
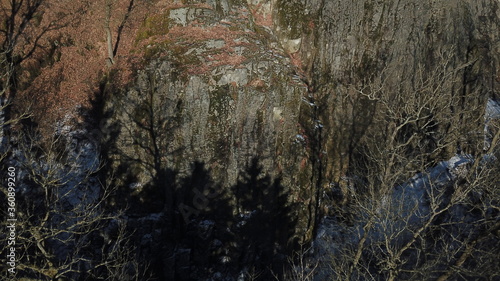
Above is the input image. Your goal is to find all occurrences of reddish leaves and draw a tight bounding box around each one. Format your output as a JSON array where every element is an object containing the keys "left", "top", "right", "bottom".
[
  {"left": 12, "top": 0, "right": 152, "bottom": 134},
  {"left": 134, "top": 9, "right": 253, "bottom": 76}
]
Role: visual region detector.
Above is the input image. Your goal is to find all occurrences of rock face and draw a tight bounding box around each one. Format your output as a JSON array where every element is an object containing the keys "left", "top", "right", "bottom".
[
  {"left": 99, "top": 0, "right": 500, "bottom": 279},
  {"left": 273, "top": 0, "right": 500, "bottom": 200},
  {"left": 105, "top": 0, "right": 314, "bottom": 210},
  {"left": 102, "top": 0, "right": 316, "bottom": 279}
]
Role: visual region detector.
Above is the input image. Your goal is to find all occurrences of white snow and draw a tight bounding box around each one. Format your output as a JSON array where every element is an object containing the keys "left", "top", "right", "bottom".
[
  {"left": 485, "top": 98, "right": 500, "bottom": 121},
  {"left": 484, "top": 98, "right": 500, "bottom": 150},
  {"left": 301, "top": 97, "right": 316, "bottom": 107},
  {"left": 295, "top": 134, "right": 306, "bottom": 144}
]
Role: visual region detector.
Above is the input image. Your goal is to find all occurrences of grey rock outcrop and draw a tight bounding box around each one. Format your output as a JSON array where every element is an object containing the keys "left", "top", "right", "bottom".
[
  {"left": 273, "top": 0, "right": 499, "bottom": 194},
  {"left": 104, "top": 0, "right": 317, "bottom": 262},
  {"left": 100, "top": 0, "right": 500, "bottom": 279}
]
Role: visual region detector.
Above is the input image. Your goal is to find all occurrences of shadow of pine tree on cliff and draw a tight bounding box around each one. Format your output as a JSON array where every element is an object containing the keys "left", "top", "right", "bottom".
[
  {"left": 165, "top": 158, "right": 297, "bottom": 280},
  {"left": 165, "top": 159, "right": 299, "bottom": 281},
  {"left": 83, "top": 76, "right": 300, "bottom": 280},
  {"left": 169, "top": 161, "right": 236, "bottom": 280},
  {"left": 231, "top": 157, "right": 299, "bottom": 280}
]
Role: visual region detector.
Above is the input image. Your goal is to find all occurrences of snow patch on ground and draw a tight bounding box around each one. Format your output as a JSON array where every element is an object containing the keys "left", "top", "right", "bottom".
[
  {"left": 484, "top": 98, "right": 500, "bottom": 150},
  {"left": 486, "top": 98, "right": 500, "bottom": 120}
]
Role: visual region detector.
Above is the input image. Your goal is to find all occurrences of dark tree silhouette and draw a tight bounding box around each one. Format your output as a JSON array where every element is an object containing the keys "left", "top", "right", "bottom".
[{"left": 232, "top": 158, "right": 298, "bottom": 280}]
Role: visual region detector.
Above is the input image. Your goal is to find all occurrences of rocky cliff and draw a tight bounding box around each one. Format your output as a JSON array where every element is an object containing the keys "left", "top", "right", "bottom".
[
  {"left": 2, "top": 0, "right": 499, "bottom": 280},
  {"left": 104, "top": 0, "right": 316, "bottom": 219},
  {"left": 99, "top": 0, "right": 499, "bottom": 279},
  {"left": 275, "top": 0, "right": 499, "bottom": 183},
  {"left": 101, "top": 1, "right": 315, "bottom": 279}
]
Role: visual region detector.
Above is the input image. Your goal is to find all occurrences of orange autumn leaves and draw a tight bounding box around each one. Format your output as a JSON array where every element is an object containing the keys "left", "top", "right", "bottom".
[
  {"left": 133, "top": 7, "right": 254, "bottom": 76},
  {"left": 11, "top": 0, "right": 151, "bottom": 133},
  {"left": 12, "top": 0, "right": 276, "bottom": 135}
]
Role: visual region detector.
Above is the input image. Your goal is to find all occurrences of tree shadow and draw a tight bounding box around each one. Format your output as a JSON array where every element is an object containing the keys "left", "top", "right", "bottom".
[
  {"left": 81, "top": 70, "right": 186, "bottom": 214},
  {"left": 152, "top": 158, "right": 299, "bottom": 280},
  {"left": 82, "top": 71, "right": 300, "bottom": 280},
  {"left": 231, "top": 157, "right": 299, "bottom": 280}
]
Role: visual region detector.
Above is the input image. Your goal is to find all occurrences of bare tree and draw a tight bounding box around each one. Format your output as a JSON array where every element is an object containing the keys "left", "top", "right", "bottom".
[
  {"left": 321, "top": 49, "right": 500, "bottom": 281},
  {"left": 0, "top": 131, "right": 147, "bottom": 280},
  {"left": 0, "top": 0, "right": 83, "bottom": 97},
  {"left": 104, "top": 0, "right": 136, "bottom": 66},
  {"left": 279, "top": 246, "right": 318, "bottom": 281},
  {"left": 0, "top": 0, "right": 90, "bottom": 142}
]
